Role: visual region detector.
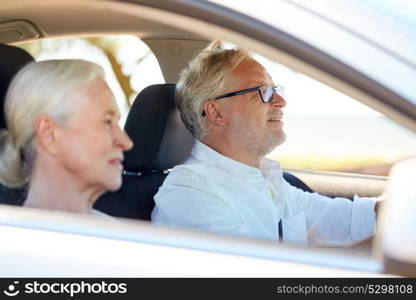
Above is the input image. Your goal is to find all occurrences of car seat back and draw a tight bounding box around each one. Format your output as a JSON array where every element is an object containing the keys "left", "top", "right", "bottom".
[
  {"left": 94, "top": 84, "right": 195, "bottom": 219},
  {"left": 0, "top": 44, "right": 34, "bottom": 206}
]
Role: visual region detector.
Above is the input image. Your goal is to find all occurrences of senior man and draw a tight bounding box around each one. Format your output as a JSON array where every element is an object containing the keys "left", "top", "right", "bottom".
[{"left": 151, "top": 45, "right": 376, "bottom": 246}]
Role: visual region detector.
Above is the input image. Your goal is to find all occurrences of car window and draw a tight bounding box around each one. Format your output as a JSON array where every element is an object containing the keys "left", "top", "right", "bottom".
[
  {"left": 253, "top": 54, "right": 416, "bottom": 176},
  {"left": 17, "top": 35, "right": 165, "bottom": 125}
]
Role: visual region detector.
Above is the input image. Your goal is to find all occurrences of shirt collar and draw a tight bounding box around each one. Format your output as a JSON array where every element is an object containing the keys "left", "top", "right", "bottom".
[
  {"left": 191, "top": 140, "right": 282, "bottom": 181},
  {"left": 260, "top": 157, "right": 283, "bottom": 180}
]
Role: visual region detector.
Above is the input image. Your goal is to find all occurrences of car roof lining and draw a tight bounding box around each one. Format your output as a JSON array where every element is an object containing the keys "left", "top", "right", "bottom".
[{"left": 0, "top": 0, "right": 205, "bottom": 42}]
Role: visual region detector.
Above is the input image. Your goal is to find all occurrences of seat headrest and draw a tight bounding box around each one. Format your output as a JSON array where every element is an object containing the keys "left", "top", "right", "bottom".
[
  {"left": 123, "top": 84, "right": 195, "bottom": 172},
  {"left": 0, "top": 44, "right": 34, "bottom": 129}
]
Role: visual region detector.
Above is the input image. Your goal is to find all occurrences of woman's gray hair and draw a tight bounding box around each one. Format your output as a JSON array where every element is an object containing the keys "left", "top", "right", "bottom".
[
  {"left": 176, "top": 42, "right": 249, "bottom": 140},
  {"left": 0, "top": 59, "right": 105, "bottom": 187}
]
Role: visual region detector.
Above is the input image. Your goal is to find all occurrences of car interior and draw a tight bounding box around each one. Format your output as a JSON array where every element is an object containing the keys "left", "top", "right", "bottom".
[
  {"left": 0, "top": 42, "right": 390, "bottom": 278},
  {"left": 0, "top": 1, "right": 389, "bottom": 217},
  {"left": 0, "top": 1, "right": 392, "bottom": 207},
  {"left": 0, "top": 54, "right": 387, "bottom": 276},
  {"left": 0, "top": 44, "right": 386, "bottom": 215},
  {"left": 3, "top": 1, "right": 415, "bottom": 277},
  {"left": 0, "top": 50, "right": 314, "bottom": 220}
]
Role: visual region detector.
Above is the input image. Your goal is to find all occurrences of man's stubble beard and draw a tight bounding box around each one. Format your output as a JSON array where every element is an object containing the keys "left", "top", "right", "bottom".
[{"left": 229, "top": 116, "right": 286, "bottom": 159}]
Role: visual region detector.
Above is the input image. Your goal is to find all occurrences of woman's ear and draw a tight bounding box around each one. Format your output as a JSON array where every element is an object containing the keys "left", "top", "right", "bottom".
[
  {"left": 34, "top": 115, "right": 60, "bottom": 155},
  {"left": 203, "top": 101, "right": 226, "bottom": 126}
]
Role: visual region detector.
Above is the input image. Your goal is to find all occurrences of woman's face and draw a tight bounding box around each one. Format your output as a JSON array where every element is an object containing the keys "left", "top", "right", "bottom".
[{"left": 55, "top": 79, "right": 133, "bottom": 193}]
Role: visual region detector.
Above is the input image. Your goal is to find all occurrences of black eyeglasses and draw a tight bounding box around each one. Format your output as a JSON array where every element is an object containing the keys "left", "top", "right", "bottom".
[
  {"left": 215, "top": 85, "right": 284, "bottom": 103},
  {"left": 202, "top": 85, "right": 284, "bottom": 116}
]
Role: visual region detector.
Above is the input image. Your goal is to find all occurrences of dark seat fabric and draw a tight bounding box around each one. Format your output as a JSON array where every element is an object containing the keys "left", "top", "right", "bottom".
[
  {"left": 0, "top": 44, "right": 34, "bottom": 206},
  {"left": 0, "top": 185, "right": 27, "bottom": 206},
  {"left": 0, "top": 44, "right": 34, "bottom": 128},
  {"left": 95, "top": 172, "right": 167, "bottom": 220},
  {"left": 283, "top": 172, "right": 313, "bottom": 193},
  {"left": 94, "top": 84, "right": 195, "bottom": 219},
  {"left": 94, "top": 84, "right": 314, "bottom": 220}
]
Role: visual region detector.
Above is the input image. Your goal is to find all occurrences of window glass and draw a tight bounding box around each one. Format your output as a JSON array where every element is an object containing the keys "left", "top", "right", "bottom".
[
  {"left": 17, "top": 35, "right": 165, "bottom": 125},
  {"left": 254, "top": 54, "right": 416, "bottom": 176}
]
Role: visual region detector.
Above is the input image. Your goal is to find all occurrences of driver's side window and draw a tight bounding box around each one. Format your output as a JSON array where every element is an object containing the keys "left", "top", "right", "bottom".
[{"left": 256, "top": 54, "right": 416, "bottom": 176}]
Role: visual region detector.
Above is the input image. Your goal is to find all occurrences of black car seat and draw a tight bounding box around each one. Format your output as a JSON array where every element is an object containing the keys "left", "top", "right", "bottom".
[
  {"left": 94, "top": 83, "right": 313, "bottom": 220},
  {"left": 0, "top": 44, "right": 34, "bottom": 205},
  {"left": 94, "top": 84, "right": 195, "bottom": 219}
]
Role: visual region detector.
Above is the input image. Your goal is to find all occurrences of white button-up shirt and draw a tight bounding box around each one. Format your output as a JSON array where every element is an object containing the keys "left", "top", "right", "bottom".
[{"left": 152, "top": 141, "right": 376, "bottom": 246}]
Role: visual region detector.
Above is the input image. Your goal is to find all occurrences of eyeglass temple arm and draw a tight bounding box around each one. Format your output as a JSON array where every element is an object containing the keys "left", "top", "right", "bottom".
[{"left": 214, "top": 86, "right": 261, "bottom": 100}]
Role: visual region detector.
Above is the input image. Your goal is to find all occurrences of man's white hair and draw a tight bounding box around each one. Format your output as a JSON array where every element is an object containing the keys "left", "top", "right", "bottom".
[{"left": 0, "top": 59, "right": 105, "bottom": 186}]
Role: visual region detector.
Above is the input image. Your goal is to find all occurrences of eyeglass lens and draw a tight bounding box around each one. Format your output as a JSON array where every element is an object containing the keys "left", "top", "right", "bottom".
[{"left": 260, "top": 86, "right": 284, "bottom": 103}]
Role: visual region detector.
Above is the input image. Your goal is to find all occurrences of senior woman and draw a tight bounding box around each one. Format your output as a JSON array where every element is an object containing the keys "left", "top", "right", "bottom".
[{"left": 0, "top": 59, "right": 133, "bottom": 214}]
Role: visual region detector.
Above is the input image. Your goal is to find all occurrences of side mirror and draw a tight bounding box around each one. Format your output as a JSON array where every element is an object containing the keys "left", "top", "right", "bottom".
[{"left": 379, "top": 157, "right": 416, "bottom": 276}]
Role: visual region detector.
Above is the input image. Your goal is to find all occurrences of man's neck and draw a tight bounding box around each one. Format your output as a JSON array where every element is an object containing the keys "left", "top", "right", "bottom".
[{"left": 202, "top": 137, "right": 263, "bottom": 169}]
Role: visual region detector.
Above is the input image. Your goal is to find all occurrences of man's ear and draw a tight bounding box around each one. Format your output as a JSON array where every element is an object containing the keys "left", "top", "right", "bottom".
[
  {"left": 203, "top": 101, "right": 226, "bottom": 126},
  {"left": 34, "top": 115, "right": 60, "bottom": 155}
]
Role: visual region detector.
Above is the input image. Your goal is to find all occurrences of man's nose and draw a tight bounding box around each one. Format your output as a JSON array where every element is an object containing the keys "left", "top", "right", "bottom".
[{"left": 271, "top": 93, "right": 286, "bottom": 108}]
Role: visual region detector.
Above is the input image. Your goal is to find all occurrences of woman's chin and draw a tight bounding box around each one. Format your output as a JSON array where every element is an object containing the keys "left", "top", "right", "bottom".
[{"left": 104, "top": 176, "right": 122, "bottom": 192}]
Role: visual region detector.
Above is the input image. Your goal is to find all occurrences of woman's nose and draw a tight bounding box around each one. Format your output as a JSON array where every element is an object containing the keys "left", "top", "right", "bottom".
[{"left": 114, "top": 126, "right": 133, "bottom": 151}]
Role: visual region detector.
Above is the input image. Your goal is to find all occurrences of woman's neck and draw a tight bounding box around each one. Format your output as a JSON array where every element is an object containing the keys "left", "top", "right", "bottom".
[{"left": 24, "top": 163, "right": 103, "bottom": 214}]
